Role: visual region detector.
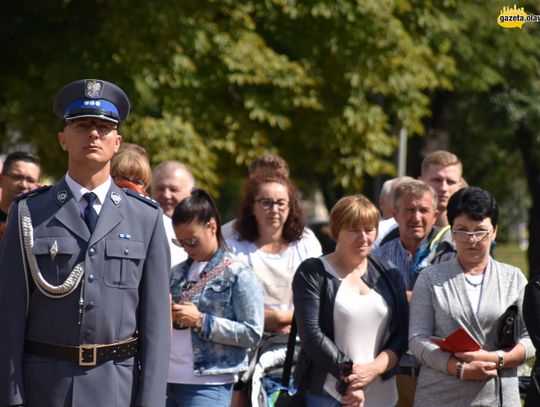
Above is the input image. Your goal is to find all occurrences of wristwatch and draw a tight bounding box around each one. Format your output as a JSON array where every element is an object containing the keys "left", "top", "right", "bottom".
[{"left": 495, "top": 350, "right": 505, "bottom": 370}]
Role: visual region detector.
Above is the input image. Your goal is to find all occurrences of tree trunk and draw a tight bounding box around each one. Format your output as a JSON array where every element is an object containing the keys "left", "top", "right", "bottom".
[{"left": 516, "top": 123, "right": 540, "bottom": 280}]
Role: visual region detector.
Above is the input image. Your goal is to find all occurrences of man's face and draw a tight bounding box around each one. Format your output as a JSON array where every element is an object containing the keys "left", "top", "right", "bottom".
[
  {"left": 420, "top": 164, "right": 462, "bottom": 211},
  {"left": 0, "top": 160, "right": 41, "bottom": 205},
  {"left": 394, "top": 191, "right": 438, "bottom": 248},
  {"left": 58, "top": 118, "right": 121, "bottom": 167},
  {"left": 151, "top": 169, "right": 194, "bottom": 217}
]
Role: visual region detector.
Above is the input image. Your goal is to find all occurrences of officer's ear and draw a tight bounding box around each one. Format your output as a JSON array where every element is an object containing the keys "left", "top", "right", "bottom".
[
  {"left": 58, "top": 131, "right": 67, "bottom": 151},
  {"left": 113, "top": 133, "right": 122, "bottom": 154}
]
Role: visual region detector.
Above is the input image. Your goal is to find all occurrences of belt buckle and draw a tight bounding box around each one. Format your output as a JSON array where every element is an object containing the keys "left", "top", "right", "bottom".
[{"left": 79, "top": 345, "right": 97, "bottom": 366}]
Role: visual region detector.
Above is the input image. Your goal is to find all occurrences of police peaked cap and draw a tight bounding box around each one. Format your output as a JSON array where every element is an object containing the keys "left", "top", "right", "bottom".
[{"left": 53, "top": 79, "right": 130, "bottom": 125}]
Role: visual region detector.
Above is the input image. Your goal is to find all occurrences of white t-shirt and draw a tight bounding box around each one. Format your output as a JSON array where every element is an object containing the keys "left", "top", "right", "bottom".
[
  {"left": 226, "top": 229, "right": 322, "bottom": 309},
  {"left": 321, "top": 258, "right": 397, "bottom": 406},
  {"left": 168, "top": 261, "right": 235, "bottom": 385},
  {"left": 163, "top": 214, "right": 188, "bottom": 268}
]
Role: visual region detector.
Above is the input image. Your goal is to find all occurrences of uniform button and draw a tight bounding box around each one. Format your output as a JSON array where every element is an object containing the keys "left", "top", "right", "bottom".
[
  {"left": 124, "top": 249, "right": 129, "bottom": 255},
  {"left": 89, "top": 247, "right": 96, "bottom": 256},
  {"left": 85, "top": 329, "right": 93, "bottom": 336},
  {"left": 88, "top": 275, "right": 95, "bottom": 283},
  {"left": 86, "top": 301, "right": 96, "bottom": 310}
]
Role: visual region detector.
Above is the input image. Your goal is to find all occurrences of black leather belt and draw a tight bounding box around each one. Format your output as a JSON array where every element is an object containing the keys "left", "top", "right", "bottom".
[
  {"left": 25, "top": 336, "right": 138, "bottom": 367},
  {"left": 397, "top": 365, "right": 421, "bottom": 377}
]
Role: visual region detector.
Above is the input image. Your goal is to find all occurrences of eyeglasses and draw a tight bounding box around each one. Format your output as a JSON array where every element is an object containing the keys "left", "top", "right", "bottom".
[
  {"left": 452, "top": 227, "right": 493, "bottom": 243},
  {"left": 174, "top": 236, "right": 200, "bottom": 248},
  {"left": 4, "top": 173, "right": 39, "bottom": 185},
  {"left": 254, "top": 198, "right": 289, "bottom": 210}
]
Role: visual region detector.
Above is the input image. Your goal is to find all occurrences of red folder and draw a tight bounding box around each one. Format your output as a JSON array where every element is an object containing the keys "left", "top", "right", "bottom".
[{"left": 430, "top": 327, "right": 481, "bottom": 353}]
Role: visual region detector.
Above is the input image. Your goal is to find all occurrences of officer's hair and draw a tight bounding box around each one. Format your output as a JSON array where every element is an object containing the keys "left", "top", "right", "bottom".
[
  {"left": 2, "top": 151, "right": 41, "bottom": 175},
  {"left": 393, "top": 180, "right": 438, "bottom": 211},
  {"left": 172, "top": 188, "right": 225, "bottom": 248},
  {"left": 421, "top": 150, "right": 462, "bottom": 175}
]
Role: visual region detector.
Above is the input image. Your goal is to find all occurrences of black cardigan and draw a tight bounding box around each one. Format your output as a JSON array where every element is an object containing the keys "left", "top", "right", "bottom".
[{"left": 292, "top": 255, "right": 409, "bottom": 394}]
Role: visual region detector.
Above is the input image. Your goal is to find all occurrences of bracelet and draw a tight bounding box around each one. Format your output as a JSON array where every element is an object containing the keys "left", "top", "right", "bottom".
[
  {"left": 495, "top": 350, "right": 505, "bottom": 370},
  {"left": 456, "top": 361, "right": 465, "bottom": 380}
]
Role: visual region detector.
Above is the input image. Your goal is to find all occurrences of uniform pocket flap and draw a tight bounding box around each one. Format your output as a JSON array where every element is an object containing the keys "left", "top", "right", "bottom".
[
  {"left": 106, "top": 239, "right": 145, "bottom": 259},
  {"left": 32, "top": 237, "right": 78, "bottom": 255}
]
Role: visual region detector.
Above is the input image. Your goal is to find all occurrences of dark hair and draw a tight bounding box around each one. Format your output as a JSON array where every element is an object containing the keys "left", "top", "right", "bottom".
[
  {"left": 447, "top": 187, "right": 499, "bottom": 228},
  {"left": 171, "top": 188, "right": 225, "bottom": 248},
  {"left": 2, "top": 151, "right": 41, "bottom": 175},
  {"left": 234, "top": 173, "right": 305, "bottom": 243}
]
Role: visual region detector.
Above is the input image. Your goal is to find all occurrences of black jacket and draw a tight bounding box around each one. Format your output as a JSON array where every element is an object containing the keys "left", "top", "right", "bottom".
[{"left": 292, "top": 255, "right": 409, "bottom": 395}]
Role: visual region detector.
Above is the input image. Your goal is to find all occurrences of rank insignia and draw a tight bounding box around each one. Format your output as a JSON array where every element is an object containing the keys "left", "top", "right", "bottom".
[
  {"left": 57, "top": 190, "right": 68, "bottom": 203},
  {"left": 85, "top": 80, "right": 103, "bottom": 99},
  {"left": 50, "top": 240, "right": 59, "bottom": 261},
  {"left": 111, "top": 192, "right": 121, "bottom": 205},
  {"left": 118, "top": 233, "right": 131, "bottom": 239}
]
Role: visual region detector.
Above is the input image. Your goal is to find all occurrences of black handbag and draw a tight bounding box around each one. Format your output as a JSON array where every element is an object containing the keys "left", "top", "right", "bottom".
[
  {"left": 497, "top": 304, "right": 518, "bottom": 349},
  {"left": 274, "top": 317, "right": 305, "bottom": 407}
]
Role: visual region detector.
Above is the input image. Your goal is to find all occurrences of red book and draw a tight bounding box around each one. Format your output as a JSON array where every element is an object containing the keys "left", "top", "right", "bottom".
[{"left": 430, "top": 327, "right": 481, "bottom": 353}]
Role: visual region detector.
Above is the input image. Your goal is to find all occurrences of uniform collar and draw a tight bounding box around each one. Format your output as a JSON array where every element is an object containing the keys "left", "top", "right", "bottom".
[{"left": 65, "top": 172, "right": 112, "bottom": 205}]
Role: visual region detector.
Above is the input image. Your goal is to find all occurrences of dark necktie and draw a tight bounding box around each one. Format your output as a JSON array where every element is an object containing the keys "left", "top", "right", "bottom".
[{"left": 83, "top": 192, "right": 99, "bottom": 233}]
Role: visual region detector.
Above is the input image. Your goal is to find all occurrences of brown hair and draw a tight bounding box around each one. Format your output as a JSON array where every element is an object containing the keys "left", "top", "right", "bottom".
[
  {"left": 329, "top": 195, "right": 380, "bottom": 240},
  {"left": 234, "top": 173, "right": 305, "bottom": 243},
  {"left": 111, "top": 149, "right": 152, "bottom": 188},
  {"left": 421, "top": 150, "right": 462, "bottom": 175}
]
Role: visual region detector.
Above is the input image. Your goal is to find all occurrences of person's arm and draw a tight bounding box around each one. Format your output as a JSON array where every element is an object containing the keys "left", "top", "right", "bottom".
[
  {"left": 197, "top": 264, "right": 264, "bottom": 348},
  {"left": 263, "top": 309, "right": 293, "bottom": 333},
  {"left": 0, "top": 203, "right": 27, "bottom": 406},
  {"left": 135, "top": 208, "right": 171, "bottom": 407},
  {"left": 347, "top": 349, "right": 399, "bottom": 389},
  {"left": 292, "top": 258, "right": 349, "bottom": 379}
]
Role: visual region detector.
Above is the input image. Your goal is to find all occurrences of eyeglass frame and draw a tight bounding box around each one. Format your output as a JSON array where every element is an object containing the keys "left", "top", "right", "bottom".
[
  {"left": 451, "top": 227, "right": 493, "bottom": 243},
  {"left": 172, "top": 222, "right": 211, "bottom": 248},
  {"left": 3, "top": 173, "right": 39, "bottom": 185},
  {"left": 254, "top": 198, "right": 290, "bottom": 210}
]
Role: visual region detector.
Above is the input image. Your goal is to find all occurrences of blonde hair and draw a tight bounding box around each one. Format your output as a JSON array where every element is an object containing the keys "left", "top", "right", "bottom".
[
  {"left": 111, "top": 149, "right": 152, "bottom": 187},
  {"left": 421, "top": 150, "right": 462, "bottom": 175},
  {"left": 329, "top": 195, "right": 380, "bottom": 240}
]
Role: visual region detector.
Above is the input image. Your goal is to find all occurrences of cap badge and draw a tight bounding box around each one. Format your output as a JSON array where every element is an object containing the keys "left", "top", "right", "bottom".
[
  {"left": 111, "top": 192, "right": 121, "bottom": 205},
  {"left": 57, "top": 190, "right": 68, "bottom": 203},
  {"left": 49, "top": 240, "right": 59, "bottom": 261},
  {"left": 85, "top": 80, "right": 104, "bottom": 99}
]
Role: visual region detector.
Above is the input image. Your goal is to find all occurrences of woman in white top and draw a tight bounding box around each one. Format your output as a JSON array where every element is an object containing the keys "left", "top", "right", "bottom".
[
  {"left": 167, "top": 188, "right": 264, "bottom": 407},
  {"left": 292, "top": 195, "right": 408, "bottom": 407},
  {"left": 226, "top": 172, "right": 322, "bottom": 405}
]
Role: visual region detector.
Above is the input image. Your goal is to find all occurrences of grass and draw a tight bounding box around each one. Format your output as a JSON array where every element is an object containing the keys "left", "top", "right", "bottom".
[{"left": 493, "top": 242, "right": 529, "bottom": 278}]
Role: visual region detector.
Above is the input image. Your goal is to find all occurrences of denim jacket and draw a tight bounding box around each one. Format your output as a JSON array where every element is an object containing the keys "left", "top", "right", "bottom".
[{"left": 170, "top": 248, "right": 264, "bottom": 376}]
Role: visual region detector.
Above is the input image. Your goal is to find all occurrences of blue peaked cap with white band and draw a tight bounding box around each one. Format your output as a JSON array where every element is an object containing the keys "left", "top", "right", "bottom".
[{"left": 53, "top": 79, "right": 130, "bottom": 125}]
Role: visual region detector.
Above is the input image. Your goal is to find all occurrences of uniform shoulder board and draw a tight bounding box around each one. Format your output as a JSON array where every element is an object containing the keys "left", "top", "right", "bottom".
[
  {"left": 14, "top": 185, "right": 52, "bottom": 202},
  {"left": 123, "top": 188, "right": 160, "bottom": 208}
]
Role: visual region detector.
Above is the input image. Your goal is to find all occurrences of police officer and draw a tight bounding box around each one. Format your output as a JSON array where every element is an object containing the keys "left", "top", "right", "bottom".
[{"left": 0, "top": 79, "right": 171, "bottom": 407}]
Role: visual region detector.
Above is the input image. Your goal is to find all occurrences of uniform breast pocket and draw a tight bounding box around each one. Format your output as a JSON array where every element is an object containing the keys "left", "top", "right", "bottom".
[
  {"left": 32, "top": 237, "right": 78, "bottom": 284},
  {"left": 104, "top": 239, "right": 145, "bottom": 289}
]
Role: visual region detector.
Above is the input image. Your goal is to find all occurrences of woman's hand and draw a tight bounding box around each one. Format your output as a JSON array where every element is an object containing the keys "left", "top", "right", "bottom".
[
  {"left": 346, "top": 363, "right": 380, "bottom": 389},
  {"left": 171, "top": 301, "right": 202, "bottom": 328},
  {"left": 454, "top": 349, "right": 496, "bottom": 364},
  {"left": 341, "top": 388, "right": 365, "bottom": 407},
  {"left": 461, "top": 361, "right": 498, "bottom": 381}
]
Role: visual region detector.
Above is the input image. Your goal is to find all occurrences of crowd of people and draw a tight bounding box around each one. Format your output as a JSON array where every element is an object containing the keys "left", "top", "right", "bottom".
[{"left": 0, "top": 78, "right": 539, "bottom": 407}]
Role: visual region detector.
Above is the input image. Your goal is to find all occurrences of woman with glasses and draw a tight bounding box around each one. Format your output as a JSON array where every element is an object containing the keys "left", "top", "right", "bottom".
[
  {"left": 167, "top": 188, "right": 264, "bottom": 407},
  {"left": 226, "top": 171, "right": 322, "bottom": 405},
  {"left": 409, "top": 187, "right": 534, "bottom": 407},
  {"left": 292, "top": 195, "right": 408, "bottom": 407}
]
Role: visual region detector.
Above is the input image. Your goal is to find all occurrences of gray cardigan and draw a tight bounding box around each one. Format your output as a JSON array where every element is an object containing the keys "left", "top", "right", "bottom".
[{"left": 409, "top": 257, "right": 534, "bottom": 407}]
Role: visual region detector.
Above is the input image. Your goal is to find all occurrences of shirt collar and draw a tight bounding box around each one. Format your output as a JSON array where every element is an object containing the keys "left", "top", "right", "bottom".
[{"left": 65, "top": 173, "right": 112, "bottom": 205}]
